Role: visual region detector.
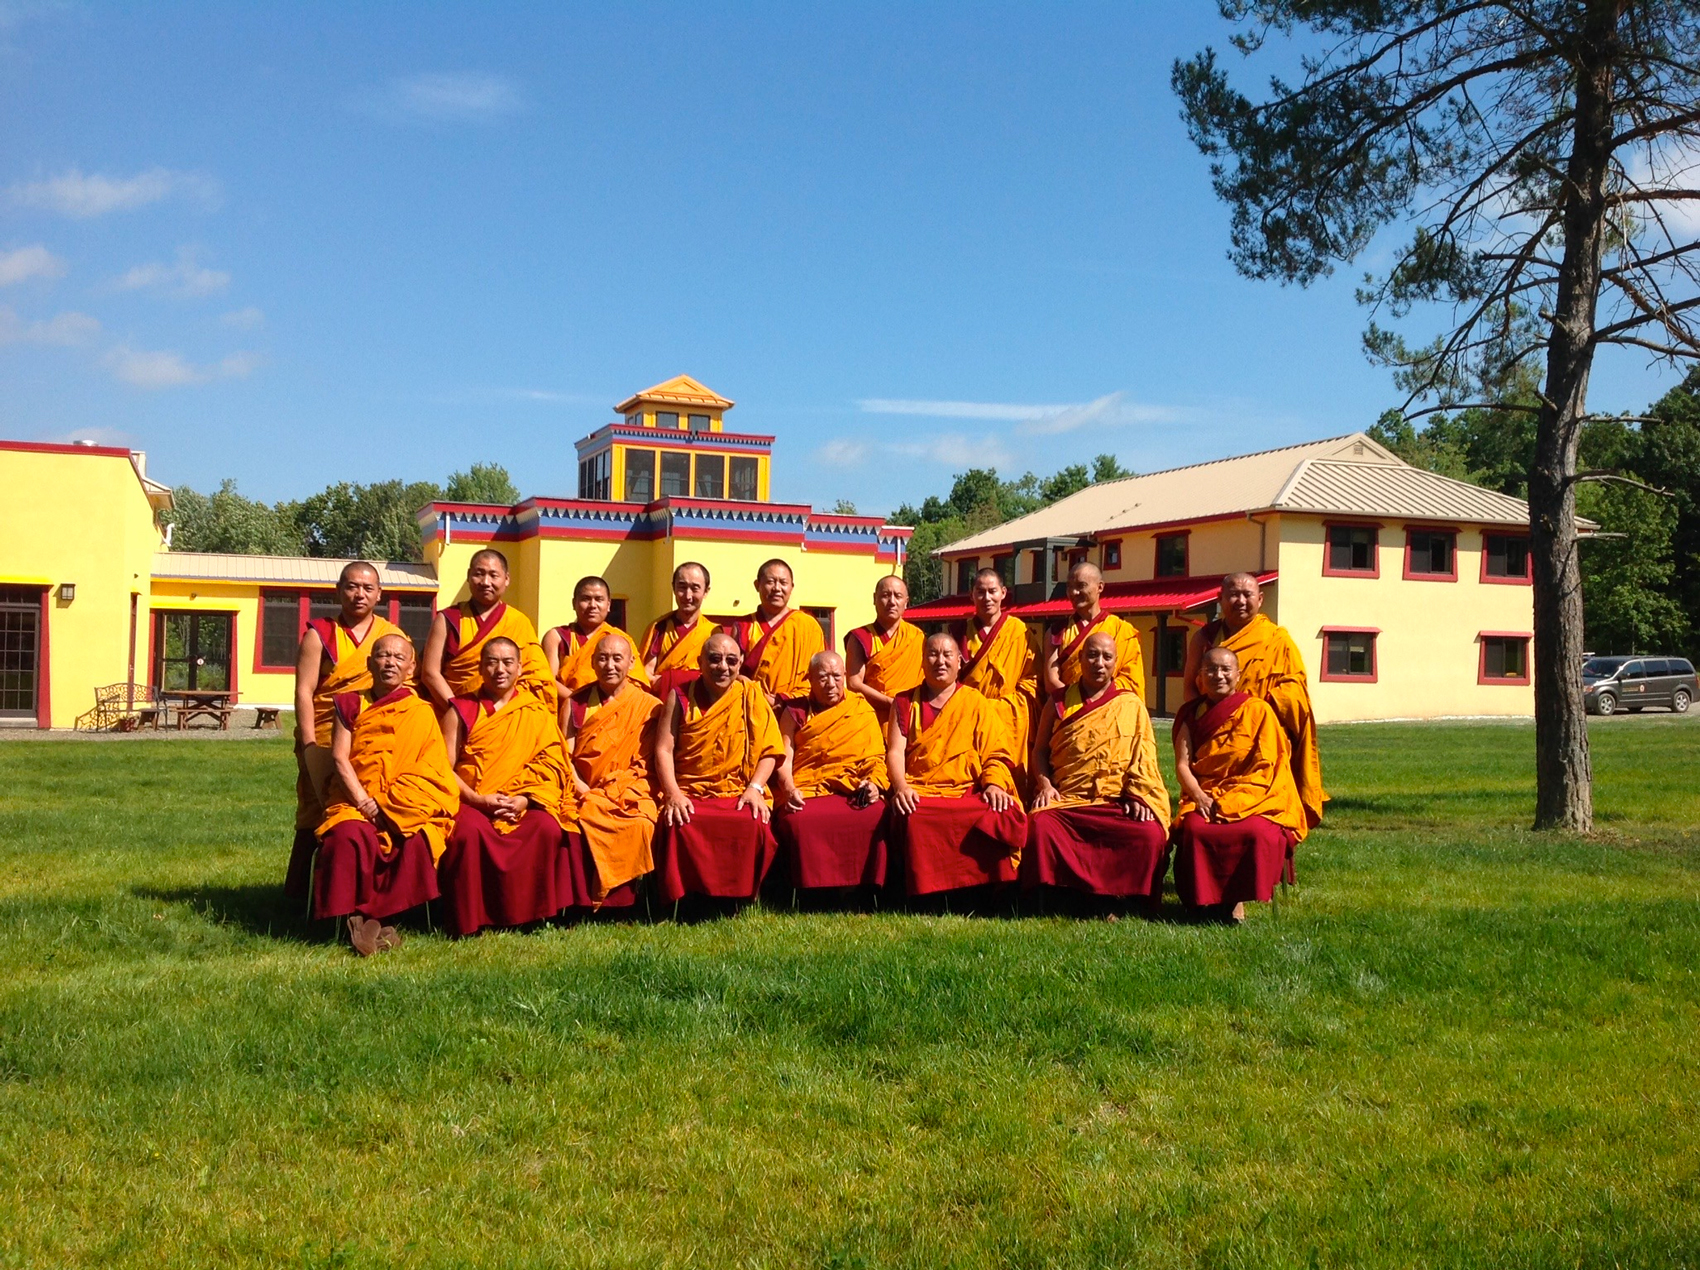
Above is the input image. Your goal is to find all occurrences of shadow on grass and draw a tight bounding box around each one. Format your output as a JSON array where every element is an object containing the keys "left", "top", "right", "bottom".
[{"left": 133, "top": 883, "right": 323, "bottom": 943}]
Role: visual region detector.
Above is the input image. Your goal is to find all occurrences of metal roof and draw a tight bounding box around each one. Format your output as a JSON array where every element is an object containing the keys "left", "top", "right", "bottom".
[
  {"left": 152, "top": 553, "right": 438, "bottom": 588},
  {"left": 935, "top": 432, "right": 1544, "bottom": 556}
]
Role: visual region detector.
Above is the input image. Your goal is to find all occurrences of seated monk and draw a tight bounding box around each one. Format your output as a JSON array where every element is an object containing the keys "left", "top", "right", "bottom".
[
  {"left": 285, "top": 560, "right": 401, "bottom": 896},
  {"left": 955, "top": 567, "right": 1038, "bottom": 792},
  {"left": 546, "top": 574, "right": 649, "bottom": 696},
  {"left": 887, "top": 633, "right": 1027, "bottom": 897},
  {"left": 1183, "top": 572, "right": 1326, "bottom": 828},
  {"left": 1043, "top": 562, "right": 1145, "bottom": 701},
  {"left": 723, "top": 558, "right": 824, "bottom": 705},
  {"left": 844, "top": 574, "right": 923, "bottom": 724},
  {"left": 1023, "top": 632, "right": 1171, "bottom": 902},
  {"left": 652, "top": 632, "right": 786, "bottom": 904},
  {"left": 638, "top": 561, "right": 716, "bottom": 699},
  {"left": 1171, "top": 647, "right": 1308, "bottom": 922},
  {"left": 560, "top": 632, "right": 664, "bottom": 911},
  {"left": 313, "top": 634, "right": 459, "bottom": 955},
  {"left": 421, "top": 548, "right": 553, "bottom": 710},
  {"left": 772, "top": 650, "right": 890, "bottom": 891},
  {"left": 436, "top": 637, "right": 571, "bottom": 936}
]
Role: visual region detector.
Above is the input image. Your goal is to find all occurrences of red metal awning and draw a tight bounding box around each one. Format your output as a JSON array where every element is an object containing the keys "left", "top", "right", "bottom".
[{"left": 904, "top": 571, "right": 1277, "bottom": 623}]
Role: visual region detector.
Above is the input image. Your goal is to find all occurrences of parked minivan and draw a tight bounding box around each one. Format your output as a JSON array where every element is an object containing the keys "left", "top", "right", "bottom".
[{"left": 1582, "top": 656, "right": 1698, "bottom": 715}]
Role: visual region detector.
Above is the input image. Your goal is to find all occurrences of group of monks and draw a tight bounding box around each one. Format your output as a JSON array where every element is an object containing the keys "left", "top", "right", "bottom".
[{"left": 283, "top": 549, "right": 1326, "bottom": 954}]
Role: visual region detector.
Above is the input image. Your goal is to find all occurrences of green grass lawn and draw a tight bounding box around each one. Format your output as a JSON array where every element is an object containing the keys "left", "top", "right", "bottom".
[{"left": 2, "top": 719, "right": 1698, "bottom": 1268}]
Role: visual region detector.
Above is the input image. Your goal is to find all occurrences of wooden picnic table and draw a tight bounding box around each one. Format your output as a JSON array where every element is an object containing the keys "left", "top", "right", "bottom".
[{"left": 166, "top": 690, "right": 234, "bottom": 731}]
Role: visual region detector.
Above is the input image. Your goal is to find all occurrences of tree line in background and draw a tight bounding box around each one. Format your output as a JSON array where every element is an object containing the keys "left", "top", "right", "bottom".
[
  {"left": 163, "top": 463, "right": 519, "bottom": 562},
  {"left": 1373, "top": 367, "right": 1700, "bottom": 663},
  {"left": 886, "top": 454, "right": 1136, "bottom": 601}
]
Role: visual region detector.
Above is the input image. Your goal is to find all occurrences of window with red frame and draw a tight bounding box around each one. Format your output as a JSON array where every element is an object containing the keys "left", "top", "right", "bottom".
[
  {"left": 1406, "top": 529, "right": 1457, "bottom": 577},
  {"left": 1102, "top": 539, "right": 1122, "bottom": 569},
  {"left": 1323, "top": 630, "right": 1376, "bottom": 679},
  {"left": 1326, "top": 524, "right": 1378, "bottom": 573},
  {"left": 1155, "top": 532, "right": 1189, "bottom": 578},
  {"left": 1481, "top": 635, "right": 1529, "bottom": 681},
  {"left": 257, "top": 589, "right": 436, "bottom": 670},
  {"left": 1484, "top": 533, "right": 1531, "bottom": 580}
]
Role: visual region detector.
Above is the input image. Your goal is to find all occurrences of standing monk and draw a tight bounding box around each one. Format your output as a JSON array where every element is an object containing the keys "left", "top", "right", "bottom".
[
  {"left": 844, "top": 574, "right": 924, "bottom": 724},
  {"left": 313, "top": 635, "right": 459, "bottom": 955},
  {"left": 437, "top": 638, "right": 572, "bottom": 936},
  {"left": 652, "top": 633, "right": 786, "bottom": 905},
  {"left": 1024, "top": 633, "right": 1171, "bottom": 903},
  {"left": 955, "top": 567, "right": 1038, "bottom": 791},
  {"left": 887, "top": 633, "right": 1027, "bottom": 897},
  {"left": 561, "top": 632, "right": 664, "bottom": 910},
  {"left": 422, "top": 549, "right": 554, "bottom": 709},
  {"left": 638, "top": 562, "right": 715, "bottom": 698},
  {"left": 286, "top": 561, "right": 401, "bottom": 885},
  {"left": 723, "top": 558, "right": 824, "bottom": 705},
  {"left": 773, "top": 651, "right": 891, "bottom": 891},
  {"left": 546, "top": 574, "right": 649, "bottom": 695},
  {"left": 1043, "top": 562, "right": 1146, "bottom": 701},
  {"left": 1172, "top": 647, "right": 1307, "bottom": 922},
  {"left": 1183, "top": 572, "right": 1325, "bottom": 828}
]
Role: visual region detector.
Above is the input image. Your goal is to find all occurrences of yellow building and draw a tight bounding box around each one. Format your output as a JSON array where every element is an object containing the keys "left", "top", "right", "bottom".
[
  {"left": 0, "top": 377, "right": 912, "bottom": 728},
  {"left": 914, "top": 433, "right": 1549, "bottom": 723}
]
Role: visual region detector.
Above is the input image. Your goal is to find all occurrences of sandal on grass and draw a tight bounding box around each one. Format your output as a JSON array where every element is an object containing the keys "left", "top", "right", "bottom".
[{"left": 347, "top": 914, "right": 380, "bottom": 957}]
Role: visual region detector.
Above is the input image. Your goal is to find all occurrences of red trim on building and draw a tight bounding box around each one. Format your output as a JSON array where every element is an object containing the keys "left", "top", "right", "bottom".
[
  {"left": 0, "top": 438, "right": 133, "bottom": 459},
  {"left": 1479, "top": 530, "right": 1534, "bottom": 585},
  {"left": 1320, "top": 519, "right": 1383, "bottom": 578},
  {"left": 1318, "top": 626, "right": 1379, "bottom": 683},
  {"left": 1402, "top": 526, "right": 1460, "bottom": 582},
  {"left": 36, "top": 587, "right": 51, "bottom": 728},
  {"left": 1477, "top": 632, "right": 1532, "bottom": 685}
]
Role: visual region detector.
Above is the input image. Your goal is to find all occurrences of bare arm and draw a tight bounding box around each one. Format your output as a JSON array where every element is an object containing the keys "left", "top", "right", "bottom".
[
  {"left": 421, "top": 613, "right": 454, "bottom": 709},
  {"left": 1180, "top": 628, "right": 1208, "bottom": 703},
  {"left": 655, "top": 695, "right": 691, "bottom": 825},
  {"left": 330, "top": 717, "right": 378, "bottom": 821},
  {"left": 562, "top": 707, "right": 591, "bottom": 796},
  {"left": 775, "top": 706, "right": 803, "bottom": 811},
  {"left": 1042, "top": 636, "right": 1065, "bottom": 696},
  {"left": 293, "top": 627, "right": 324, "bottom": 748},
  {"left": 844, "top": 632, "right": 894, "bottom": 715},
  {"left": 542, "top": 626, "right": 563, "bottom": 677},
  {"left": 1172, "top": 717, "right": 1214, "bottom": 819},
  {"left": 1029, "top": 704, "right": 1059, "bottom": 810},
  {"left": 886, "top": 715, "right": 918, "bottom": 815}
]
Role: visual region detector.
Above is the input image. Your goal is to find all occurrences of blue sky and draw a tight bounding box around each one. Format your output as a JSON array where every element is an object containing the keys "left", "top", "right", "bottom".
[{"left": 1, "top": 3, "right": 1685, "bottom": 516}]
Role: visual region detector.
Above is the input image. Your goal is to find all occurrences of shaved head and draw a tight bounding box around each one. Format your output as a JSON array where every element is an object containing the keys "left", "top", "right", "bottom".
[
  {"left": 597, "top": 630, "right": 634, "bottom": 659},
  {"left": 1203, "top": 646, "right": 1239, "bottom": 672},
  {"left": 1070, "top": 561, "right": 1103, "bottom": 585},
  {"left": 704, "top": 631, "right": 741, "bottom": 658},
  {"left": 482, "top": 636, "right": 520, "bottom": 659},
  {"left": 340, "top": 560, "right": 379, "bottom": 584},
  {"left": 1083, "top": 631, "right": 1118, "bottom": 654},
  {"left": 372, "top": 632, "right": 413, "bottom": 656},
  {"left": 809, "top": 650, "right": 845, "bottom": 675},
  {"left": 1221, "top": 572, "right": 1261, "bottom": 594}
]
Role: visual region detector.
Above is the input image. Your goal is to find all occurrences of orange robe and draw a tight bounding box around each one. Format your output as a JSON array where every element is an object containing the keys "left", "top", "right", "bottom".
[
  {"left": 957, "top": 613, "right": 1038, "bottom": 787},
  {"left": 1051, "top": 610, "right": 1146, "bottom": 700},
  {"left": 563, "top": 682, "right": 665, "bottom": 897},
  {"left": 450, "top": 692, "right": 571, "bottom": 832},
  {"left": 638, "top": 613, "right": 715, "bottom": 689},
  {"left": 551, "top": 622, "right": 650, "bottom": 694},
  {"left": 847, "top": 619, "right": 924, "bottom": 718},
  {"left": 787, "top": 695, "right": 889, "bottom": 798},
  {"left": 439, "top": 601, "right": 555, "bottom": 705},
  {"left": 295, "top": 613, "right": 403, "bottom": 831},
  {"left": 1042, "top": 685, "right": 1171, "bottom": 829},
  {"left": 725, "top": 609, "right": 825, "bottom": 701},
  {"left": 674, "top": 678, "right": 786, "bottom": 799},
  {"left": 319, "top": 687, "right": 460, "bottom": 863},
  {"left": 1175, "top": 693, "right": 1307, "bottom": 840},
  {"left": 893, "top": 683, "right": 1026, "bottom": 892},
  {"left": 1201, "top": 614, "right": 1326, "bottom": 827}
]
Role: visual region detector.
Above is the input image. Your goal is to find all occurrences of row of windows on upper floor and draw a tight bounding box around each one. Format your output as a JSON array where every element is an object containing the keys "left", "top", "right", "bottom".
[
  {"left": 578, "top": 449, "right": 761, "bottom": 503},
  {"left": 951, "top": 526, "right": 1533, "bottom": 593},
  {"left": 627, "top": 411, "right": 716, "bottom": 431}
]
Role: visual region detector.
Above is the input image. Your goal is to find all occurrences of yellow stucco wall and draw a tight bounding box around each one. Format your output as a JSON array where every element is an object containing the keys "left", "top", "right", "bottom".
[
  {"left": 1275, "top": 515, "right": 1535, "bottom": 723},
  {"left": 0, "top": 445, "right": 160, "bottom": 727},
  {"left": 143, "top": 579, "right": 294, "bottom": 707}
]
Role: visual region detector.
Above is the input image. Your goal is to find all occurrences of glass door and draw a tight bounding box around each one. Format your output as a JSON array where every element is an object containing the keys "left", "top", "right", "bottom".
[
  {"left": 0, "top": 588, "right": 41, "bottom": 721},
  {"left": 153, "top": 611, "right": 233, "bottom": 692}
]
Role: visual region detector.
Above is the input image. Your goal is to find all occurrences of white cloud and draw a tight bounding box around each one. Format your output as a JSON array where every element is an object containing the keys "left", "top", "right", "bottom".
[
  {"left": 219, "top": 305, "right": 265, "bottom": 329},
  {"left": 861, "top": 391, "right": 1186, "bottom": 434},
  {"left": 814, "top": 438, "right": 871, "bottom": 467},
  {"left": 0, "top": 244, "right": 66, "bottom": 285},
  {"left": 8, "top": 167, "right": 221, "bottom": 218},
  {"left": 103, "top": 344, "right": 261, "bottom": 389},
  {"left": 115, "top": 246, "right": 230, "bottom": 297},
  {"left": 366, "top": 72, "right": 525, "bottom": 123},
  {"left": 889, "top": 432, "right": 1016, "bottom": 470},
  {"left": 0, "top": 304, "right": 98, "bottom": 345}
]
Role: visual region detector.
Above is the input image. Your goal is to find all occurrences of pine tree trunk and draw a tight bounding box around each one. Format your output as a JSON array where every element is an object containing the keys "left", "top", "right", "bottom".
[{"left": 1531, "top": 2, "right": 1619, "bottom": 832}]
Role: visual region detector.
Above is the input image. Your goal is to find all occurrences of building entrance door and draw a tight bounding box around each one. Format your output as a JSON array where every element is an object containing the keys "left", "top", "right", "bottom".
[
  {"left": 153, "top": 611, "right": 233, "bottom": 692},
  {"left": 0, "top": 587, "right": 42, "bottom": 723}
]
